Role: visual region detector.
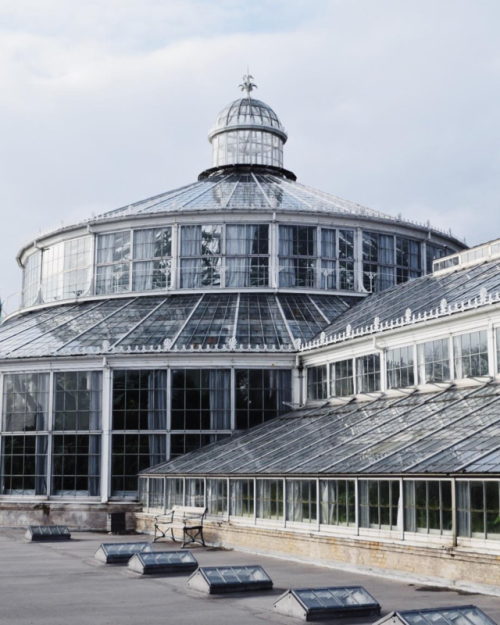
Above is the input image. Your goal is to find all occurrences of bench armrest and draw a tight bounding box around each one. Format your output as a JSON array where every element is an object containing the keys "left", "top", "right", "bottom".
[
  {"left": 182, "top": 509, "right": 207, "bottom": 525},
  {"left": 154, "top": 511, "right": 174, "bottom": 524}
]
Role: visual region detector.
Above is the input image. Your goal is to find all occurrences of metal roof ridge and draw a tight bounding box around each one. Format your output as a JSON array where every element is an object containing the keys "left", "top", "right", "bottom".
[
  {"left": 250, "top": 172, "right": 274, "bottom": 208},
  {"left": 54, "top": 298, "right": 139, "bottom": 353},
  {"left": 180, "top": 175, "right": 232, "bottom": 209},
  {"left": 222, "top": 172, "right": 242, "bottom": 208},
  {"left": 111, "top": 298, "right": 169, "bottom": 349},
  {"left": 260, "top": 173, "right": 315, "bottom": 210},
  {"left": 169, "top": 295, "right": 204, "bottom": 349},
  {"left": 0, "top": 305, "right": 79, "bottom": 347},
  {"left": 4, "top": 300, "right": 106, "bottom": 357}
]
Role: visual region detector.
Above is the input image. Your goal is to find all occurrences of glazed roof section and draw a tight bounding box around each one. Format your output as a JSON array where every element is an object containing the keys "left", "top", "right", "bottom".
[
  {"left": 209, "top": 98, "right": 285, "bottom": 135},
  {"left": 145, "top": 381, "right": 500, "bottom": 476},
  {"left": 303, "top": 257, "right": 500, "bottom": 351},
  {"left": 19, "top": 170, "right": 465, "bottom": 260},
  {"left": 0, "top": 293, "right": 357, "bottom": 359},
  {"left": 100, "top": 172, "right": 442, "bottom": 223}
]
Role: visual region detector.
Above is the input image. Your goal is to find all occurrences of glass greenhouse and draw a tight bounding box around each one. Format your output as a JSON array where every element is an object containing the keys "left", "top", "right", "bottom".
[{"left": 0, "top": 76, "right": 478, "bottom": 533}]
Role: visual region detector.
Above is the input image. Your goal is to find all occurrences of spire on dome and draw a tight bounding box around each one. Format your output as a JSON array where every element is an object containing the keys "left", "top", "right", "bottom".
[{"left": 239, "top": 73, "right": 257, "bottom": 98}]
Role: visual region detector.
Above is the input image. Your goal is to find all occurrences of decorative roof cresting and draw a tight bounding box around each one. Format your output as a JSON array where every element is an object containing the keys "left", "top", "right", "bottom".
[{"left": 239, "top": 73, "right": 257, "bottom": 97}]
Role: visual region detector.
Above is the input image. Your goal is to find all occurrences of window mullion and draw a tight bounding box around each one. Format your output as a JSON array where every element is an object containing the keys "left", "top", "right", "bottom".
[
  {"left": 128, "top": 229, "right": 134, "bottom": 292},
  {"left": 222, "top": 224, "right": 226, "bottom": 288},
  {"left": 46, "top": 371, "right": 54, "bottom": 498},
  {"left": 399, "top": 478, "right": 404, "bottom": 539},
  {"left": 448, "top": 335, "right": 455, "bottom": 381},
  {"left": 316, "top": 226, "right": 321, "bottom": 289},
  {"left": 355, "top": 478, "right": 359, "bottom": 535},
  {"left": 0, "top": 373, "right": 3, "bottom": 435},
  {"left": 166, "top": 369, "right": 172, "bottom": 459},
  {"left": 100, "top": 367, "right": 112, "bottom": 503},
  {"left": 451, "top": 478, "right": 457, "bottom": 546},
  {"left": 335, "top": 229, "right": 340, "bottom": 290}
]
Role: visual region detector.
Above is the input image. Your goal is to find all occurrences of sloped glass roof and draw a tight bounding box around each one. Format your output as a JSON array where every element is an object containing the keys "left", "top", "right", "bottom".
[
  {"left": 97, "top": 171, "right": 415, "bottom": 223},
  {"left": 144, "top": 382, "right": 500, "bottom": 476},
  {"left": 0, "top": 293, "right": 354, "bottom": 359},
  {"left": 311, "top": 257, "right": 500, "bottom": 345}
]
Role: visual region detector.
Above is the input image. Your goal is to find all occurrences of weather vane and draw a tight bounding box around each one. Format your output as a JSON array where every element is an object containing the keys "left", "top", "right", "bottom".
[{"left": 239, "top": 71, "right": 257, "bottom": 97}]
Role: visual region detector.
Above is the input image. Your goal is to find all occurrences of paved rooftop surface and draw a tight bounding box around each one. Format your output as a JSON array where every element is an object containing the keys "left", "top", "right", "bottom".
[{"left": 2, "top": 529, "right": 500, "bottom": 625}]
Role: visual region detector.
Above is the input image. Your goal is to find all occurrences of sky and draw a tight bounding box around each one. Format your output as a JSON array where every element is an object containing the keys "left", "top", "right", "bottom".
[{"left": 1, "top": 0, "right": 499, "bottom": 312}]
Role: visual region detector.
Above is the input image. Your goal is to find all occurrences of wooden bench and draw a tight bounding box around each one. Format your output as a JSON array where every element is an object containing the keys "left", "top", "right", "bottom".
[{"left": 154, "top": 506, "right": 207, "bottom": 548}]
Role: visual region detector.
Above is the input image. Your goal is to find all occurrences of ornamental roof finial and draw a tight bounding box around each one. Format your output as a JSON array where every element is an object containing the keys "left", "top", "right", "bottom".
[{"left": 239, "top": 71, "right": 257, "bottom": 98}]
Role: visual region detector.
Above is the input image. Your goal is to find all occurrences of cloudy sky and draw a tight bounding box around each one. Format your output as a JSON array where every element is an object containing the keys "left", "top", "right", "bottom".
[{"left": 1, "top": 0, "right": 499, "bottom": 311}]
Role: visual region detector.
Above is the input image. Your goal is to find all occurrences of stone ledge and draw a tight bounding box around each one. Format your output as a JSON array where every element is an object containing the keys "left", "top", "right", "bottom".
[
  {"left": 135, "top": 514, "right": 500, "bottom": 590},
  {"left": 0, "top": 501, "right": 142, "bottom": 530}
]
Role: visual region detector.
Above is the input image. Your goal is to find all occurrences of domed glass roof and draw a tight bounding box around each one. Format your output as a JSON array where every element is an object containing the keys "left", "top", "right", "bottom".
[
  {"left": 209, "top": 97, "right": 286, "bottom": 138},
  {"left": 99, "top": 171, "right": 399, "bottom": 220},
  {"left": 208, "top": 74, "right": 287, "bottom": 142}
]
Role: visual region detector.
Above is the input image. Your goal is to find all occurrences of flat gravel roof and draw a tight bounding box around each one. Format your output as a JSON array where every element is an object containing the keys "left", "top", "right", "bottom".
[{"left": 1, "top": 529, "right": 500, "bottom": 625}]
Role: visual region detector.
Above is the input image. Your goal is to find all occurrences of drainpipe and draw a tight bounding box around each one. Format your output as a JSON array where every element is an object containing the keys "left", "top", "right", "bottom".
[
  {"left": 451, "top": 477, "right": 457, "bottom": 548},
  {"left": 296, "top": 352, "right": 304, "bottom": 406}
]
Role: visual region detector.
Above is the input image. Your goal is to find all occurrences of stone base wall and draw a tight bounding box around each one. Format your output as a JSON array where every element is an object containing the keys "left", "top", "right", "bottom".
[
  {"left": 0, "top": 502, "right": 141, "bottom": 531},
  {"left": 135, "top": 514, "right": 500, "bottom": 590}
]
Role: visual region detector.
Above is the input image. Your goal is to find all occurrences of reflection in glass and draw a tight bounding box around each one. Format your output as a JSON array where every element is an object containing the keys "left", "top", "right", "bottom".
[
  {"left": 453, "top": 331, "right": 489, "bottom": 378},
  {"left": 307, "top": 365, "right": 328, "bottom": 400},
  {"left": 387, "top": 346, "right": 415, "bottom": 389},
  {"left": 359, "top": 480, "right": 400, "bottom": 530},
  {"left": 356, "top": 354, "right": 381, "bottom": 393},
  {"left": 417, "top": 339, "right": 450, "bottom": 384},
  {"left": 330, "top": 360, "right": 354, "bottom": 397}
]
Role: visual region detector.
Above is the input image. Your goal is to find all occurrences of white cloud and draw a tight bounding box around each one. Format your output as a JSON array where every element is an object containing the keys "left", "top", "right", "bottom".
[{"left": 0, "top": 0, "right": 499, "bottom": 310}]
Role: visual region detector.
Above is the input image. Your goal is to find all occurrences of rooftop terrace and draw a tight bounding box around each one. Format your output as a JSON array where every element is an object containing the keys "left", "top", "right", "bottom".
[{"left": 1, "top": 529, "right": 500, "bottom": 625}]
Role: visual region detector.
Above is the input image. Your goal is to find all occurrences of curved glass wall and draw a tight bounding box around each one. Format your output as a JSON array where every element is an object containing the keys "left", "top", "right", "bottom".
[
  {"left": 42, "top": 236, "right": 92, "bottom": 302},
  {"left": 21, "top": 250, "right": 41, "bottom": 307},
  {"left": 180, "top": 224, "right": 269, "bottom": 288},
  {"left": 426, "top": 243, "right": 447, "bottom": 273},
  {"left": 96, "top": 228, "right": 172, "bottom": 295},
  {"left": 362, "top": 232, "right": 423, "bottom": 293},
  {"left": 212, "top": 130, "right": 283, "bottom": 168},
  {"left": 20, "top": 222, "right": 448, "bottom": 309}
]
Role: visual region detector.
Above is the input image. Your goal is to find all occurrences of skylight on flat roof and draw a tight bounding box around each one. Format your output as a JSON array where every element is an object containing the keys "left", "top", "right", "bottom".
[
  {"left": 188, "top": 565, "right": 273, "bottom": 594},
  {"left": 374, "top": 605, "right": 496, "bottom": 625},
  {"left": 94, "top": 542, "right": 153, "bottom": 564},
  {"left": 274, "top": 586, "right": 381, "bottom": 621},
  {"left": 25, "top": 525, "right": 71, "bottom": 542},
  {"left": 128, "top": 550, "right": 198, "bottom": 575}
]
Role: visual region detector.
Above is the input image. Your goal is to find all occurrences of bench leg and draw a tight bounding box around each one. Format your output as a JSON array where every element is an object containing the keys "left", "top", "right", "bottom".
[
  {"left": 182, "top": 527, "right": 205, "bottom": 548},
  {"left": 154, "top": 526, "right": 177, "bottom": 543}
]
